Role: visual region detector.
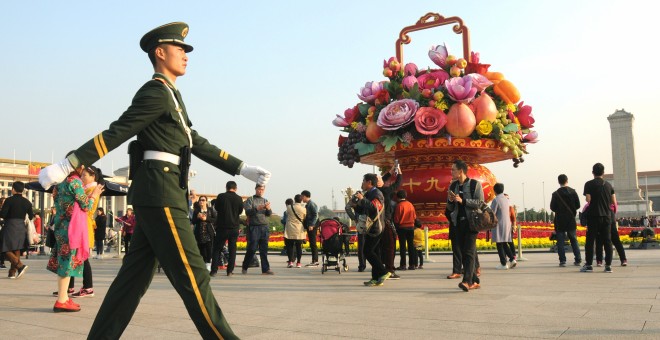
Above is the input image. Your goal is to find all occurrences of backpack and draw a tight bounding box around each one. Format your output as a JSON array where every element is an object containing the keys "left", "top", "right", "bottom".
[{"left": 450, "top": 178, "right": 498, "bottom": 232}]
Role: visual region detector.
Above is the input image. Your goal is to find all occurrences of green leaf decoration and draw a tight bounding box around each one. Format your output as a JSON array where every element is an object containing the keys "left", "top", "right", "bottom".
[
  {"left": 403, "top": 83, "right": 422, "bottom": 101},
  {"left": 354, "top": 142, "right": 375, "bottom": 156},
  {"left": 358, "top": 103, "right": 370, "bottom": 116},
  {"left": 380, "top": 134, "right": 401, "bottom": 151},
  {"left": 503, "top": 123, "right": 519, "bottom": 133}
]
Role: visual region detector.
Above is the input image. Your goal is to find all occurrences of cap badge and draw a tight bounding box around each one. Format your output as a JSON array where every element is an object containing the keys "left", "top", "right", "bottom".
[{"left": 181, "top": 27, "right": 189, "bottom": 38}]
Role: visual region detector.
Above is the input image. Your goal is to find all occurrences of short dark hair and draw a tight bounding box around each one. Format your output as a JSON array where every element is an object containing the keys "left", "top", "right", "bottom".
[
  {"left": 592, "top": 163, "right": 605, "bottom": 176},
  {"left": 453, "top": 160, "right": 468, "bottom": 174},
  {"left": 285, "top": 198, "right": 293, "bottom": 206},
  {"left": 558, "top": 174, "right": 568, "bottom": 185},
  {"left": 494, "top": 183, "right": 504, "bottom": 194},
  {"left": 363, "top": 173, "right": 378, "bottom": 186},
  {"left": 255, "top": 183, "right": 265, "bottom": 189},
  {"left": 12, "top": 181, "right": 25, "bottom": 193},
  {"left": 301, "top": 190, "right": 311, "bottom": 198},
  {"left": 148, "top": 47, "right": 157, "bottom": 67},
  {"left": 226, "top": 181, "right": 237, "bottom": 191},
  {"left": 294, "top": 194, "right": 302, "bottom": 203},
  {"left": 97, "top": 207, "right": 104, "bottom": 212},
  {"left": 396, "top": 190, "right": 407, "bottom": 199}
]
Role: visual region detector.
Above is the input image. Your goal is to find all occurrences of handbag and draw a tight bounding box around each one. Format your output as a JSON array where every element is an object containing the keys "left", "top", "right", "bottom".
[
  {"left": 45, "top": 228, "right": 56, "bottom": 248},
  {"left": 467, "top": 202, "right": 498, "bottom": 232},
  {"left": 364, "top": 202, "right": 385, "bottom": 237}
]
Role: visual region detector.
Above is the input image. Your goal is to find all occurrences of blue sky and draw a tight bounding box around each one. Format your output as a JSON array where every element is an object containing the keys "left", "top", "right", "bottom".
[{"left": 3, "top": 1, "right": 658, "bottom": 215}]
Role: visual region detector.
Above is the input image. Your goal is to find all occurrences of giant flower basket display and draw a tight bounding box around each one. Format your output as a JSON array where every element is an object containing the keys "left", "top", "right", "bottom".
[{"left": 333, "top": 13, "right": 538, "bottom": 222}]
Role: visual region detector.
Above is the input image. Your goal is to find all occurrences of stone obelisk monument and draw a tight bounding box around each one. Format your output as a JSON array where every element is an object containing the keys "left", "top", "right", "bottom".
[{"left": 607, "top": 109, "right": 650, "bottom": 217}]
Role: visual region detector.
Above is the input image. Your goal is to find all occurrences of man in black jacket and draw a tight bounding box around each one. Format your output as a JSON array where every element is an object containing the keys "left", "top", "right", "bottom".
[
  {"left": 550, "top": 174, "right": 581, "bottom": 267},
  {"left": 581, "top": 163, "right": 617, "bottom": 273},
  {"left": 212, "top": 181, "right": 244, "bottom": 276},
  {"left": 301, "top": 190, "right": 319, "bottom": 267},
  {"left": 357, "top": 173, "right": 390, "bottom": 286},
  {"left": 0, "top": 181, "right": 33, "bottom": 279}
]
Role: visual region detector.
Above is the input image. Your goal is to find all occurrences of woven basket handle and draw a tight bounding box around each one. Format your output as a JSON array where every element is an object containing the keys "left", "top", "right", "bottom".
[{"left": 395, "top": 12, "right": 471, "bottom": 65}]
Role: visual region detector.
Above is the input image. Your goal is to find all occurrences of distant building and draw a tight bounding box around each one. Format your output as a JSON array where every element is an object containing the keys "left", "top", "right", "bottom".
[
  {"left": 604, "top": 171, "right": 658, "bottom": 217},
  {"left": 0, "top": 158, "right": 130, "bottom": 228}
]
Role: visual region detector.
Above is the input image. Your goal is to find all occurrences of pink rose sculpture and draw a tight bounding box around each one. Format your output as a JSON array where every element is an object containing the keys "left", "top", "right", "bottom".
[
  {"left": 429, "top": 43, "right": 449, "bottom": 67},
  {"left": 415, "top": 107, "right": 447, "bottom": 135},
  {"left": 444, "top": 76, "right": 477, "bottom": 103},
  {"left": 358, "top": 81, "right": 386, "bottom": 104},
  {"left": 465, "top": 73, "right": 493, "bottom": 92},
  {"left": 417, "top": 70, "right": 449, "bottom": 90},
  {"left": 404, "top": 63, "right": 418, "bottom": 76},
  {"left": 523, "top": 130, "right": 538, "bottom": 143},
  {"left": 402, "top": 75, "right": 418, "bottom": 90},
  {"left": 377, "top": 99, "right": 419, "bottom": 130},
  {"left": 516, "top": 101, "right": 535, "bottom": 128}
]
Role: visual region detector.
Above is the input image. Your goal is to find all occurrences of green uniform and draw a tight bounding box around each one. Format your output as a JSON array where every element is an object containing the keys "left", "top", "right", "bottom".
[{"left": 78, "top": 73, "right": 241, "bottom": 340}]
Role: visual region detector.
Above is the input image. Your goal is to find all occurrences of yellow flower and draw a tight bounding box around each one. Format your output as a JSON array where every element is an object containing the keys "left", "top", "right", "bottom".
[
  {"left": 507, "top": 103, "right": 517, "bottom": 112},
  {"left": 350, "top": 121, "right": 358, "bottom": 129},
  {"left": 434, "top": 100, "right": 448, "bottom": 111},
  {"left": 476, "top": 120, "right": 493, "bottom": 136},
  {"left": 366, "top": 111, "right": 374, "bottom": 123}
]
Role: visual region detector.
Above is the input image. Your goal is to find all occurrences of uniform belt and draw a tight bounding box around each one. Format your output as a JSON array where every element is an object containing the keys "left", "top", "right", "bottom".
[{"left": 144, "top": 150, "right": 180, "bottom": 164}]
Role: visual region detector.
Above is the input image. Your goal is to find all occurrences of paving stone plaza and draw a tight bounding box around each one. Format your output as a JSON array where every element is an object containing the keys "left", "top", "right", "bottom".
[{"left": 2, "top": 249, "right": 660, "bottom": 339}]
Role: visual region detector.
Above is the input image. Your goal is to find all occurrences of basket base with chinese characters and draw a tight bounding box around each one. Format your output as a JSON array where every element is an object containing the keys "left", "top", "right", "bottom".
[{"left": 360, "top": 137, "right": 508, "bottom": 223}]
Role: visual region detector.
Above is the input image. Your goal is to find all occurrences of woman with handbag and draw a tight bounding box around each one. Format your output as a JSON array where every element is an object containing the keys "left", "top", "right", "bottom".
[
  {"left": 284, "top": 195, "right": 307, "bottom": 268},
  {"left": 192, "top": 196, "right": 217, "bottom": 271},
  {"left": 47, "top": 164, "right": 103, "bottom": 312}
]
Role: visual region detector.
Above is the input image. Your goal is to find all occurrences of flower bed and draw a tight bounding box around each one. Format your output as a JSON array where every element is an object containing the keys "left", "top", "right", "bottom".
[{"left": 235, "top": 225, "right": 637, "bottom": 251}]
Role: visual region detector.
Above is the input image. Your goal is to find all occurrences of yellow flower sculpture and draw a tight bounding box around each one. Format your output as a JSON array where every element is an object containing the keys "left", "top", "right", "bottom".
[{"left": 476, "top": 119, "right": 493, "bottom": 136}]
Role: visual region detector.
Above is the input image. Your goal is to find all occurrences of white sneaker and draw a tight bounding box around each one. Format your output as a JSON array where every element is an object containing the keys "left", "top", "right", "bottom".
[
  {"left": 509, "top": 259, "right": 517, "bottom": 268},
  {"left": 495, "top": 263, "right": 509, "bottom": 270}
]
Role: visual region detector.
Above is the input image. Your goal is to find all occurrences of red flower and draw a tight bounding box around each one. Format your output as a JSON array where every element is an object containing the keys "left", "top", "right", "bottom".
[
  {"left": 374, "top": 90, "right": 390, "bottom": 106},
  {"left": 60, "top": 244, "right": 71, "bottom": 256}
]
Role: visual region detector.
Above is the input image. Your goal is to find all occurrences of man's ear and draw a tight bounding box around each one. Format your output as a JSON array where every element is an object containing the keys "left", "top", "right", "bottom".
[{"left": 154, "top": 46, "right": 166, "bottom": 61}]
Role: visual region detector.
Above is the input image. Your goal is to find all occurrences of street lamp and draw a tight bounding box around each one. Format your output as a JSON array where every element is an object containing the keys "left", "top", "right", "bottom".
[
  {"left": 542, "top": 181, "right": 546, "bottom": 223},
  {"left": 522, "top": 182, "right": 527, "bottom": 222}
]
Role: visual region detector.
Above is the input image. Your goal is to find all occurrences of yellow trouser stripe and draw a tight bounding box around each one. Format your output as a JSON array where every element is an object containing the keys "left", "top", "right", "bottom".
[
  {"left": 97, "top": 133, "right": 108, "bottom": 155},
  {"left": 93, "top": 135, "right": 104, "bottom": 159},
  {"left": 219, "top": 150, "right": 228, "bottom": 160},
  {"left": 164, "top": 207, "right": 223, "bottom": 340}
]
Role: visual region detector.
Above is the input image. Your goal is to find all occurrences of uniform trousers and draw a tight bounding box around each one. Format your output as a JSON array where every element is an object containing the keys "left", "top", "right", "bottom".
[{"left": 88, "top": 206, "right": 237, "bottom": 340}]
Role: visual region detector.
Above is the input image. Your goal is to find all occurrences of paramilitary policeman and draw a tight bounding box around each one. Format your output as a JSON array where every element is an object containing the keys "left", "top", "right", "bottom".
[{"left": 38, "top": 22, "right": 270, "bottom": 340}]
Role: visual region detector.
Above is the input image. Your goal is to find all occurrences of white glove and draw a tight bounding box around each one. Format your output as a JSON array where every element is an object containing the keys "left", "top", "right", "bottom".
[
  {"left": 38, "top": 158, "right": 75, "bottom": 189},
  {"left": 240, "top": 163, "right": 271, "bottom": 185}
]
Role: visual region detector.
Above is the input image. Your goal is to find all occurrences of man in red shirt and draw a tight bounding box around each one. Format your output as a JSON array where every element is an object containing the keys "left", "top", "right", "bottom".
[{"left": 394, "top": 190, "right": 417, "bottom": 270}]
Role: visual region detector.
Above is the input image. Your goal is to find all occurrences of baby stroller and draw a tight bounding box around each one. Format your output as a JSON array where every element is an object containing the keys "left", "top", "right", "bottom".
[{"left": 318, "top": 218, "right": 349, "bottom": 274}]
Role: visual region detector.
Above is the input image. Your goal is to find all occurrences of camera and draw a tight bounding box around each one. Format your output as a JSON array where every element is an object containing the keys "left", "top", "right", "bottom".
[{"left": 351, "top": 190, "right": 363, "bottom": 203}]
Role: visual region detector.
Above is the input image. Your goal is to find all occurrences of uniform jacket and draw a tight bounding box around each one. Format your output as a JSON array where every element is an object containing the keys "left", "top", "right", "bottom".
[
  {"left": 69, "top": 73, "right": 243, "bottom": 211},
  {"left": 284, "top": 203, "right": 306, "bottom": 240}
]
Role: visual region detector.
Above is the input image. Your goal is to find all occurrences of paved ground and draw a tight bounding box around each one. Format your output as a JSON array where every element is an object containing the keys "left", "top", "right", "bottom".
[{"left": 2, "top": 248, "right": 660, "bottom": 339}]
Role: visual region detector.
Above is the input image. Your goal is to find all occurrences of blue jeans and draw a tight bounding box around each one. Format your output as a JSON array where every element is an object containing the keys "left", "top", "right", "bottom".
[
  {"left": 241, "top": 225, "right": 270, "bottom": 273},
  {"left": 555, "top": 229, "right": 581, "bottom": 264}
]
